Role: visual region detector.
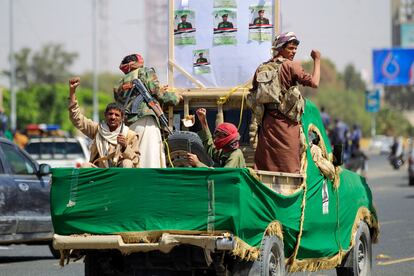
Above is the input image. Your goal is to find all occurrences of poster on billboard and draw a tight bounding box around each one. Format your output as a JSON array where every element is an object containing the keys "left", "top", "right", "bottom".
[
  {"left": 172, "top": 0, "right": 277, "bottom": 88},
  {"left": 373, "top": 48, "right": 414, "bottom": 86}
]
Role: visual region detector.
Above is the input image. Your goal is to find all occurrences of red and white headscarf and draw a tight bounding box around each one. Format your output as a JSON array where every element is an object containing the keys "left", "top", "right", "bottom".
[
  {"left": 213, "top": 123, "right": 240, "bottom": 152},
  {"left": 119, "top": 54, "right": 144, "bottom": 74}
]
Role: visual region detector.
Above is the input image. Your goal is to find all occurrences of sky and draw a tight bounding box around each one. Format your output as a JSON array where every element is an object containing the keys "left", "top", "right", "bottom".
[{"left": 0, "top": 0, "right": 391, "bottom": 87}]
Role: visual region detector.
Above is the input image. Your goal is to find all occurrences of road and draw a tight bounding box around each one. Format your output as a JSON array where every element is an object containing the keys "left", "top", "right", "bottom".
[{"left": 0, "top": 152, "right": 413, "bottom": 275}]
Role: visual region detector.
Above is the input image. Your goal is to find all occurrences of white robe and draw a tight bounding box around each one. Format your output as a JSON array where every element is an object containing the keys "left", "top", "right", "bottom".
[{"left": 130, "top": 116, "right": 166, "bottom": 168}]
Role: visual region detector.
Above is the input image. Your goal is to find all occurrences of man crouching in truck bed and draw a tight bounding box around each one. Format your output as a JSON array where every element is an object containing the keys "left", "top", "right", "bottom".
[
  {"left": 187, "top": 108, "right": 245, "bottom": 168},
  {"left": 68, "top": 77, "right": 140, "bottom": 168}
]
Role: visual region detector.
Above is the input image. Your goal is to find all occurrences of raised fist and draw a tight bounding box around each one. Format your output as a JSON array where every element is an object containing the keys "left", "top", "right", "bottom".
[{"left": 69, "top": 77, "right": 81, "bottom": 91}]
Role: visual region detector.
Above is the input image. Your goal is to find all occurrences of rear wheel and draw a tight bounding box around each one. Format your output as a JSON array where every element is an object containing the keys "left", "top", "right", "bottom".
[
  {"left": 336, "top": 221, "right": 372, "bottom": 276},
  {"left": 233, "top": 235, "right": 285, "bottom": 276}
]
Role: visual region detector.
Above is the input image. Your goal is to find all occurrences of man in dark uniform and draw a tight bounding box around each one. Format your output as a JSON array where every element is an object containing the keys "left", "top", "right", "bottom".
[
  {"left": 196, "top": 53, "right": 208, "bottom": 64},
  {"left": 217, "top": 14, "right": 234, "bottom": 29},
  {"left": 177, "top": 14, "right": 192, "bottom": 30},
  {"left": 253, "top": 9, "right": 270, "bottom": 25}
]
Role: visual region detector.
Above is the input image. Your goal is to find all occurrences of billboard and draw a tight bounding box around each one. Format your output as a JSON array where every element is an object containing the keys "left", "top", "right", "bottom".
[
  {"left": 173, "top": 0, "right": 277, "bottom": 88},
  {"left": 373, "top": 48, "right": 414, "bottom": 86},
  {"left": 401, "top": 23, "right": 414, "bottom": 48}
]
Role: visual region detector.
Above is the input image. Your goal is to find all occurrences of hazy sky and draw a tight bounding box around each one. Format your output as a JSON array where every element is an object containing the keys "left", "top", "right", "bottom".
[{"left": 0, "top": 0, "right": 390, "bottom": 87}]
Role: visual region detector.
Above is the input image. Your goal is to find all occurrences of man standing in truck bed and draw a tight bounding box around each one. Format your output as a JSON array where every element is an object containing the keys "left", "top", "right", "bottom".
[
  {"left": 252, "top": 32, "right": 321, "bottom": 173},
  {"left": 68, "top": 77, "right": 139, "bottom": 168},
  {"left": 114, "top": 54, "right": 180, "bottom": 168}
]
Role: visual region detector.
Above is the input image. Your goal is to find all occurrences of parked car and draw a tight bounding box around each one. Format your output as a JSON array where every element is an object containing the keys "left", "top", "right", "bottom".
[
  {"left": 369, "top": 135, "right": 394, "bottom": 155},
  {"left": 0, "top": 137, "right": 58, "bottom": 257},
  {"left": 25, "top": 136, "right": 90, "bottom": 168}
]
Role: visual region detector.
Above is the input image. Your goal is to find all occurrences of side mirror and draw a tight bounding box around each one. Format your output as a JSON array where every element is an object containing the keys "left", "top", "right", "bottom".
[
  {"left": 38, "top": 163, "right": 51, "bottom": 176},
  {"left": 332, "top": 144, "right": 344, "bottom": 166}
]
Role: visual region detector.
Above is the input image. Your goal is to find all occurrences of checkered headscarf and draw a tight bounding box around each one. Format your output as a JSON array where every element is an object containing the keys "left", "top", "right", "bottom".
[{"left": 272, "top": 32, "right": 300, "bottom": 52}]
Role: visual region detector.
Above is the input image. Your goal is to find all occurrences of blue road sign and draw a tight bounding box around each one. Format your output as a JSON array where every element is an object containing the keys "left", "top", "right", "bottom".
[
  {"left": 373, "top": 48, "right": 414, "bottom": 86},
  {"left": 365, "top": 90, "right": 380, "bottom": 113}
]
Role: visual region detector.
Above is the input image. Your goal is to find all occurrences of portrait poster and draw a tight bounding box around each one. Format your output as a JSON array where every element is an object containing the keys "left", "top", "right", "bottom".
[
  {"left": 174, "top": 10, "right": 196, "bottom": 45},
  {"left": 172, "top": 0, "right": 276, "bottom": 88},
  {"left": 193, "top": 49, "right": 211, "bottom": 75},
  {"left": 214, "top": 0, "right": 237, "bottom": 8},
  {"left": 213, "top": 9, "right": 237, "bottom": 45},
  {"left": 249, "top": 4, "right": 273, "bottom": 41}
]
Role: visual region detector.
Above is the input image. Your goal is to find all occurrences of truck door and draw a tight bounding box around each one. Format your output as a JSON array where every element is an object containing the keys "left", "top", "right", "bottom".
[{"left": 0, "top": 142, "right": 52, "bottom": 235}]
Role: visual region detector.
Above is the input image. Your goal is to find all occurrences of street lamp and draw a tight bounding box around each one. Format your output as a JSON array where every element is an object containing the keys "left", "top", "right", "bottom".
[{"left": 9, "top": 0, "right": 16, "bottom": 131}]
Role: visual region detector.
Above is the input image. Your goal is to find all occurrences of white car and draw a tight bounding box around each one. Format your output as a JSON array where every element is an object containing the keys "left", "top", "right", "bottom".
[
  {"left": 369, "top": 135, "right": 394, "bottom": 154},
  {"left": 25, "top": 136, "right": 90, "bottom": 168}
]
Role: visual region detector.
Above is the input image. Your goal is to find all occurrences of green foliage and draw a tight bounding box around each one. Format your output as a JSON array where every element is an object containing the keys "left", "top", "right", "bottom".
[
  {"left": 341, "top": 64, "right": 366, "bottom": 91},
  {"left": 1, "top": 84, "right": 112, "bottom": 134},
  {"left": 2, "top": 44, "right": 78, "bottom": 89},
  {"left": 79, "top": 71, "right": 122, "bottom": 95}
]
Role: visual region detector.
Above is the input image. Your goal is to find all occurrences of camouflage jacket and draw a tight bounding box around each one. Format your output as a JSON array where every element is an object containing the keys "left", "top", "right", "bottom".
[{"left": 114, "top": 67, "right": 179, "bottom": 126}]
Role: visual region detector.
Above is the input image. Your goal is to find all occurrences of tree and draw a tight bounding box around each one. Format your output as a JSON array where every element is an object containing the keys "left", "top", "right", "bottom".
[
  {"left": 2, "top": 44, "right": 78, "bottom": 89},
  {"left": 342, "top": 64, "right": 366, "bottom": 91}
]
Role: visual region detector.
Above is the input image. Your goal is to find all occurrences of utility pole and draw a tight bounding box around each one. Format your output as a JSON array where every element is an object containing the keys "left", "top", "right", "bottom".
[
  {"left": 92, "top": 0, "right": 99, "bottom": 122},
  {"left": 9, "top": 0, "right": 16, "bottom": 131}
]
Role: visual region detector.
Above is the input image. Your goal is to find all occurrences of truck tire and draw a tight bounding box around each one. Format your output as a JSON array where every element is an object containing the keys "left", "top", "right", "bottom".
[
  {"left": 336, "top": 221, "right": 372, "bottom": 276},
  {"left": 48, "top": 242, "right": 60, "bottom": 259},
  {"left": 167, "top": 131, "right": 214, "bottom": 167},
  {"left": 233, "top": 235, "right": 285, "bottom": 276}
]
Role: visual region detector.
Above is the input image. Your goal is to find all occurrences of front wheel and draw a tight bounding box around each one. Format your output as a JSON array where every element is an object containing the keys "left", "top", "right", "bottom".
[{"left": 336, "top": 221, "right": 372, "bottom": 276}]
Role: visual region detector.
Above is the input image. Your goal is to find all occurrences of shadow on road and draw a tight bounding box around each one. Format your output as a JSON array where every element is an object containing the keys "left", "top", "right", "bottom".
[{"left": 0, "top": 256, "right": 54, "bottom": 264}]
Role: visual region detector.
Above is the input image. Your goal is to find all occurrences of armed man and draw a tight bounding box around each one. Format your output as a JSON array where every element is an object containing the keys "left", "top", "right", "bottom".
[{"left": 114, "top": 54, "right": 181, "bottom": 168}]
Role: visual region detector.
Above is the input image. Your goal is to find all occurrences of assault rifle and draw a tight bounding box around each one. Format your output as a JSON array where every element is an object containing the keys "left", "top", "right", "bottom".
[{"left": 131, "top": 78, "right": 173, "bottom": 135}]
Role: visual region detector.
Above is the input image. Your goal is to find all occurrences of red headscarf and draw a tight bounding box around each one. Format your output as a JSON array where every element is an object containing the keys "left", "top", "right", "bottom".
[
  {"left": 213, "top": 123, "right": 240, "bottom": 152},
  {"left": 119, "top": 54, "right": 144, "bottom": 74}
]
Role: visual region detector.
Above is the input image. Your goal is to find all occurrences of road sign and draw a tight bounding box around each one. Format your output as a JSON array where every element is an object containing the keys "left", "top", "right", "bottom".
[
  {"left": 365, "top": 90, "right": 380, "bottom": 113},
  {"left": 373, "top": 48, "right": 414, "bottom": 86}
]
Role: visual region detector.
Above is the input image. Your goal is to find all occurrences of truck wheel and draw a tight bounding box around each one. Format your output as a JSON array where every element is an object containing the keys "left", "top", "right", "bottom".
[
  {"left": 233, "top": 236, "right": 284, "bottom": 276},
  {"left": 48, "top": 242, "right": 60, "bottom": 259},
  {"left": 259, "top": 236, "right": 285, "bottom": 276},
  {"left": 336, "top": 221, "right": 372, "bottom": 276}
]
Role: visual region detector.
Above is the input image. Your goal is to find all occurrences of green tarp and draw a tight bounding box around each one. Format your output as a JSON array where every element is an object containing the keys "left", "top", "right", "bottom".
[{"left": 50, "top": 100, "right": 378, "bottom": 264}]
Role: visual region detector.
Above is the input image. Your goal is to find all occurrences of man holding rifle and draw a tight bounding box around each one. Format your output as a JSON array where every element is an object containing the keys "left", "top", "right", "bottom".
[
  {"left": 68, "top": 77, "right": 139, "bottom": 168},
  {"left": 114, "top": 54, "right": 181, "bottom": 168}
]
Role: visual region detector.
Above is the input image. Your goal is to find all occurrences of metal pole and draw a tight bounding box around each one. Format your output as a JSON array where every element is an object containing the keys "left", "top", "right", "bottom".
[
  {"left": 92, "top": 0, "right": 99, "bottom": 122},
  {"left": 9, "top": 0, "right": 16, "bottom": 131},
  {"left": 371, "top": 113, "right": 376, "bottom": 137}
]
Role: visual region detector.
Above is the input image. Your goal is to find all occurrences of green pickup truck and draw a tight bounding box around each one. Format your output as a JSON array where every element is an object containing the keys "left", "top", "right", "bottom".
[{"left": 51, "top": 99, "right": 378, "bottom": 276}]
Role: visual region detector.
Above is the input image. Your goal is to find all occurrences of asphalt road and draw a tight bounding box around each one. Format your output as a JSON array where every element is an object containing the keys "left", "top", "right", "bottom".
[{"left": 0, "top": 152, "right": 413, "bottom": 276}]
